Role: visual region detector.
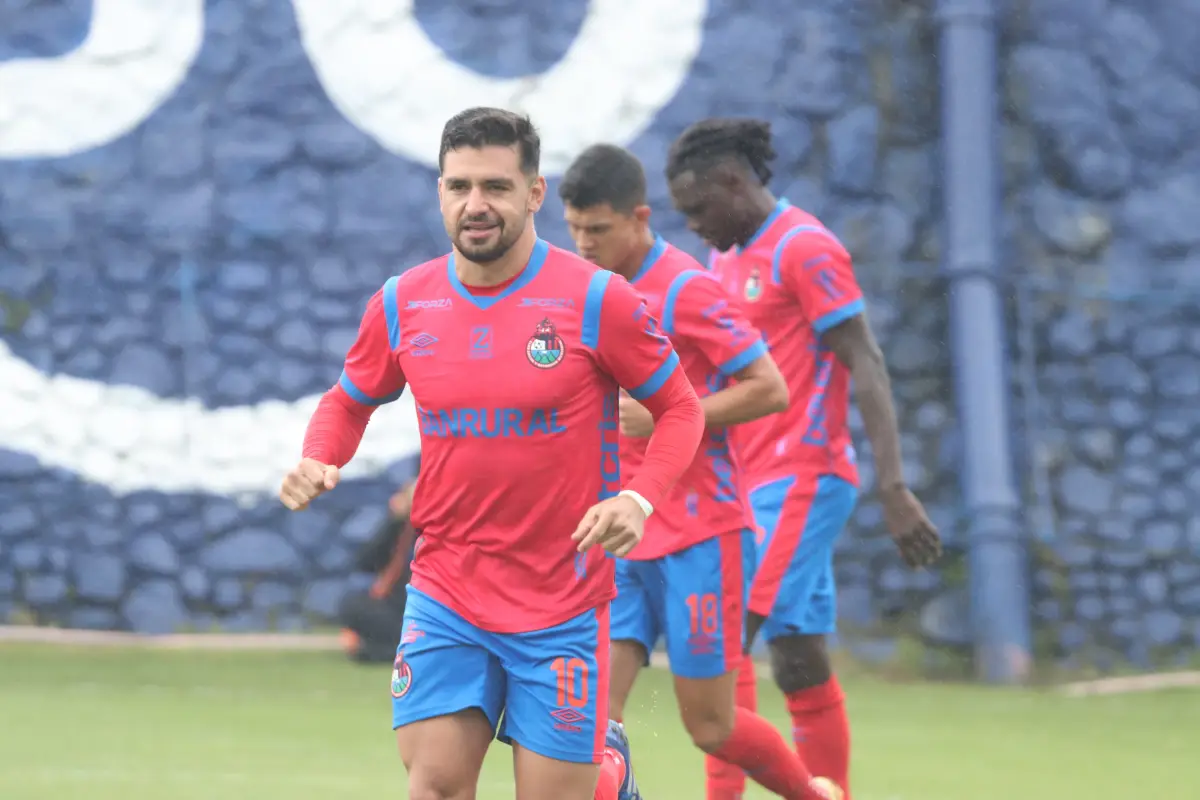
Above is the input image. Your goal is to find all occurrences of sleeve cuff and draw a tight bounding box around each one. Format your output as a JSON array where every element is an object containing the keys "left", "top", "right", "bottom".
[
  {"left": 718, "top": 339, "right": 769, "bottom": 376},
  {"left": 813, "top": 298, "right": 865, "bottom": 333}
]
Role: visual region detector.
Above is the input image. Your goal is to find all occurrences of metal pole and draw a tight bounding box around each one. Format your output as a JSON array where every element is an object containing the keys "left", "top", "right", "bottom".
[{"left": 936, "top": 0, "right": 1032, "bottom": 682}]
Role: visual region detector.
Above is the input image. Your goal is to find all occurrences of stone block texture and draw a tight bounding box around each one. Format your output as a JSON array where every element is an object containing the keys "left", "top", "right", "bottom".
[{"left": 1, "top": 0, "right": 1197, "bottom": 670}]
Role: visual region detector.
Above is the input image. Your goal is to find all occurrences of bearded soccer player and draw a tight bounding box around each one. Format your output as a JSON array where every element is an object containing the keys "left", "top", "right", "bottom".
[
  {"left": 561, "top": 143, "right": 843, "bottom": 800},
  {"left": 279, "top": 108, "right": 706, "bottom": 800},
  {"left": 665, "top": 119, "right": 943, "bottom": 800}
]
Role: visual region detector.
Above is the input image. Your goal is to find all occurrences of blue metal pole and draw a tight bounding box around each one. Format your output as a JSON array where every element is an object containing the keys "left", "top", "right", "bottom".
[{"left": 936, "top": 0, "right": 1032, "bottom": 683}]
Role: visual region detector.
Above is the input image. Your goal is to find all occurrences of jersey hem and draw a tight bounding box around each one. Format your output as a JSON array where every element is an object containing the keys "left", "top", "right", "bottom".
[
  {"left": 747, "top": 465, "right": 860, "bottom": 494},
  {"left": 623, "top": 524, "right": 745, "bottom": 561},
  {"left": 408, "top": 577, "right": 617, "bottom": 634}
]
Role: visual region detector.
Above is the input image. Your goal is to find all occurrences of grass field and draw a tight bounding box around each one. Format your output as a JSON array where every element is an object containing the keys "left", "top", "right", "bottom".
[{"left": 1, "top": 643, "right": 1197, "bottom": 799}]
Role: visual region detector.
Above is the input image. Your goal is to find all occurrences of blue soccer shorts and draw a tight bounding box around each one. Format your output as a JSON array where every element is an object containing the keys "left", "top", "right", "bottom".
[
  {"left": 746, "top": 474, "right": 858, "bottom": 641},
  {"left": 390, "top": 588, "right": 609, "bottom": 764},
  {"left": 610, "top": 528, "right": 756, "bottom": 679}
]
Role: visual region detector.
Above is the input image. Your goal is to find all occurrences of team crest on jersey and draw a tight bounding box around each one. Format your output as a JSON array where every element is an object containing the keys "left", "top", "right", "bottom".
[
  {"left": 391, "top": 652, "right": 413, "bottom": 698},
  {"left": 526, "top": 318, "right": 566, "bottom": 369},
  {"left": 744, "top": 268, "right": 763, "bottom": 302}
]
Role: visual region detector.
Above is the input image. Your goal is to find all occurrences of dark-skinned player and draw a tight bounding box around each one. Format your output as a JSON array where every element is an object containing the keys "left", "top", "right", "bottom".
[{"left": 665, "top": 118, "right": 943, "bottom": 800}]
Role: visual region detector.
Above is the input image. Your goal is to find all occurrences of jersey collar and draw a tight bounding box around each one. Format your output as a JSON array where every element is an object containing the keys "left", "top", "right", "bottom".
[
  {"left": 736, "top": 198, "right": 791, "bottom": 254},
  {"left": 629, "top": 234, "right": 668, "bottom": 285},
  {"left": 447, "top": 237, "right": 550, "bottom": 310}
]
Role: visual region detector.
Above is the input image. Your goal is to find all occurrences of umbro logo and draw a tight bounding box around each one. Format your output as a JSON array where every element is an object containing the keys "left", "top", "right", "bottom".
[
  {"left": 550, "top": 707, "right": 587, "bottom": 732},
  {"left": 550, "top": 708, "right": 587, "bottom": 724},
  {"left": 410, "top": 332, "right": 437, "bottom": 356}
]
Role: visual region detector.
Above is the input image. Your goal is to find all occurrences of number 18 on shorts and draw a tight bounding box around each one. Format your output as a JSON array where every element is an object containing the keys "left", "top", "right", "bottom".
[{"left": 611, "top": 529, "right": 755, "bottom": 679}]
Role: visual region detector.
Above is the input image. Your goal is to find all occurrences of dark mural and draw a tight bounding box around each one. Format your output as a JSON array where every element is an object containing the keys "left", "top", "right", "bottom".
[{"left": 1, "top": 0, "right": 1197, "bottom": 671}]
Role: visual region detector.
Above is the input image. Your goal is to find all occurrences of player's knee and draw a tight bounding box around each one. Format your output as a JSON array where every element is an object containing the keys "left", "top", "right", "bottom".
[
  {"left": 769, "top": 634, "right": 831, "bottom": 694},
  {"left": 404, "top": 755, "right": 476, "bottom": 800},
  {"left": 678, "top": 698, "right": 735, "bottom": 753},
  {"left": 406, "top": 770, "right": 473, "bottom": 800}
]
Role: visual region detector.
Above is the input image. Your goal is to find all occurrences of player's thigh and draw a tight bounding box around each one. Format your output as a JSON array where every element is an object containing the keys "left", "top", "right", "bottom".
[
  {"left": 660, "top": 530, "right": 747, "bottom": 681},
  {"left": 397, "top": 709, "right": 495, "bottom": 800},
  {"left": 753, "top": 475, "right": 857, "bottom": 640},
  {"left": 392, "top": 589, "right": 506, "bottom": 764},
  {"left": 497, "top": 604, "right": 610, "bottom": 766},
  {"left": 511, "top": 742, "right": 601, "bottom": 800}
]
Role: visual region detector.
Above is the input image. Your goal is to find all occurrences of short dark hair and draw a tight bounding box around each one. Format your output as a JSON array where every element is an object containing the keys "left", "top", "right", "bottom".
[
  {"left": 438, "top": 107, "right": 541, "bottom": 175},
  {"left": 665, "top": 118, "right": 776, "bottom": 185},
  {"left": 559, "top": 144, "right": 647, "bottom": 213}
]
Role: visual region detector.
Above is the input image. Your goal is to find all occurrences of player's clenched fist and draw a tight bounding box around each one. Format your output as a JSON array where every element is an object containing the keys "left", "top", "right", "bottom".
[
  {"left": 572, "top": 494, "right": 647, "bottom": 557},
  {"left": 279, "top": 458, "right": 340, "bottom": 511}
]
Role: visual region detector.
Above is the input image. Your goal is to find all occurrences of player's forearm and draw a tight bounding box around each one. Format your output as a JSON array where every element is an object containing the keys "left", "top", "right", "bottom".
[
  {"left": 850, "top": 354, "right": 906, "bottom": 489},
  {"left": 700, "top": 375, "right": 788, "bottom": 428},
  {"left": 626, "top": 370, "right": 706, "bottom": 508},
  {"left": 302, "top": 387, "right": 372, "bottom": 468}
]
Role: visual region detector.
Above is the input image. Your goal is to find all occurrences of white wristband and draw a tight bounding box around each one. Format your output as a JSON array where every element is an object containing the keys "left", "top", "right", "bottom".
[{"left": 618, "top": 489, "right": 653, "bottom": 518}]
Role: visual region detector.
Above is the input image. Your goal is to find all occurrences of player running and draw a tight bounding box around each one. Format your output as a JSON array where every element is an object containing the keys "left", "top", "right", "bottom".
[
  {"left": 280, "top": 108, "right": 706, "bottom": 800},
  {"left": 561, "top": 143, "right": 845, "bottom": 800},
  {"left": 665, "top": 118, "right": 943, "bottom": 800}
]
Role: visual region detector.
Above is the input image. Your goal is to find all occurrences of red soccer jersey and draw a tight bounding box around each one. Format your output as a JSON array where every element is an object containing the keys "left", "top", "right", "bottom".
[
  {"left": 710, "top": 200, "right": 863, "bottom": 489},
  {"left": 621, "top": 236, "right": 764, "bottom": 560},
  {"left": 337, "top": 239, "right": 687, "bottom": 633}
]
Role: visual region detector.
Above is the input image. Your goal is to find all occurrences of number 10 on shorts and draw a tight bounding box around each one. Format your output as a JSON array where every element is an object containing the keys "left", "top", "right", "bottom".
[{"left": 550, "top": 657, "right": 589, "bottom": 708}]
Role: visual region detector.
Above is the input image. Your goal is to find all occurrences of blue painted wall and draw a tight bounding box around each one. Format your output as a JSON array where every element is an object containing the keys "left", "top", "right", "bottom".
[{"left": 1, "top": 0, "right": 1197, "bottom": 670}]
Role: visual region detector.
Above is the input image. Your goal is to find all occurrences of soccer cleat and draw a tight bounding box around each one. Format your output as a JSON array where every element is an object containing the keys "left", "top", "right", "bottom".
[
  {"left": 604, "top": 720, "right": 642, "bottom": 800},
  {"left": 809, "top": 776, "right": 844, "bottom": 800}
]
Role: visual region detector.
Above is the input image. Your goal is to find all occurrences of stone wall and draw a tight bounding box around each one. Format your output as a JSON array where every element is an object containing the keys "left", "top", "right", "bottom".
[{"left": 1, "top": 0, "right": 1197, "bottom": 671}]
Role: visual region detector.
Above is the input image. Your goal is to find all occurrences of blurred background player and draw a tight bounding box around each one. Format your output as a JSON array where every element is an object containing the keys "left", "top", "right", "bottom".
[
  {"left": 338, "top": 464, "right": 420, "bottom": 664},
  {"left": 279, "top": 108, "right": 706, "bottom": 800},
  {"left": 561, "top": 143, "right": 844, "bottom": 800},
  {"left": 666, "top": 118, "right": 944, "bottom": 800}
]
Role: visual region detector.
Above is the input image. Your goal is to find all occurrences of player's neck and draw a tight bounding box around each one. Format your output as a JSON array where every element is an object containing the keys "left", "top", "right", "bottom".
[
  {"left": 737, "top": 191, "right": 781, "bottom": 247},
  {"left": 454, "top": 226, "right": 538, "bottom": 287},
  {"left": 614, "top": 231, "right": 658, "bottom": 283}
]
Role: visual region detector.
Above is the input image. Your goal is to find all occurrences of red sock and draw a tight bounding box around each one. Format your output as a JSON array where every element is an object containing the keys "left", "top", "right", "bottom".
[
  {"left": 711, "top": 706, "right": 829, "bottom": 800},
  {"left": 705, "top": 654, "right": 758, "bottom": 799},
  {"left": 593, "top": 747, "right": 626, "bottom": 800},
  {"left": 786, "top": 676, "right": 851, "bottom": 798}
]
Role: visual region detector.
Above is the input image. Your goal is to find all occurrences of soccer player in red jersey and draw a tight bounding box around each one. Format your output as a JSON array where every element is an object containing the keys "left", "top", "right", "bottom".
[
  {"left": 279, "top": 108, "right": 706, "bottom": 800},
  {"left": 665, "top": 119, "right": 943, "bottom": 800},
  {"left": 561, "top": 143, "right": 845, "bottom": 800}
]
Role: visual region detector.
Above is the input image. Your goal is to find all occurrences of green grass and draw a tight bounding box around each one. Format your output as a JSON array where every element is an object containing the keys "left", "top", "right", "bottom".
[{"left": 0, "top": 644, "right": 1196, "bottom": 799}]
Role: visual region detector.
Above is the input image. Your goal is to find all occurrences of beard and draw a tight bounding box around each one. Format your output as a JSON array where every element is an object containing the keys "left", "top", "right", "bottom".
[{"left": 453, "top": 213, "right": 527, "bottom": 263}]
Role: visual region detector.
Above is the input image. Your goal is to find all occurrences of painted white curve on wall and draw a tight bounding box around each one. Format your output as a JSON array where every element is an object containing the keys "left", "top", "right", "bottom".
[
  {"left": 0, "top": 0, "right": 204, "bottom": 159},
  {"left": 292, "top": 0, "right": 710, "bottom": 175},
  {"left": 0, "top": 341, "right": 421, "bottom": 497}
]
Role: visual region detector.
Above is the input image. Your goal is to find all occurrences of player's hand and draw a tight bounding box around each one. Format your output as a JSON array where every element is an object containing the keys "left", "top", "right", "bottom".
[
  {"left": 279, "top": 458, "right": 340, "bottom": 511},
  {"left": 880, "top": 484, "right": 942, "bottom": 568},
  {"left": 571, "top": 495, "right": 646, "bottom": 557},
  {"left": 618, "top": 392, "right": 655, "bottom": 438}
]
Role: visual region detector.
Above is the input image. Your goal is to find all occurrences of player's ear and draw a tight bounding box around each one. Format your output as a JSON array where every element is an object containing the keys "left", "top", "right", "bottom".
[
  {"left": 527, "top": 174, "right": 547, "bottom": 213},
  {"left": 633, "top": 205, "right": 652, "bottom": 225}
]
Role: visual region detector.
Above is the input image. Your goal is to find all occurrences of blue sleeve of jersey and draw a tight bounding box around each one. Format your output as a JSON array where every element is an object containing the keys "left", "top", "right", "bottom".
[
  {"left": 583, "top": 270, "right": 680, "bottom": 399},
  {"left": 661, "top": 269, "right": 767, "bottom": 378}
]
